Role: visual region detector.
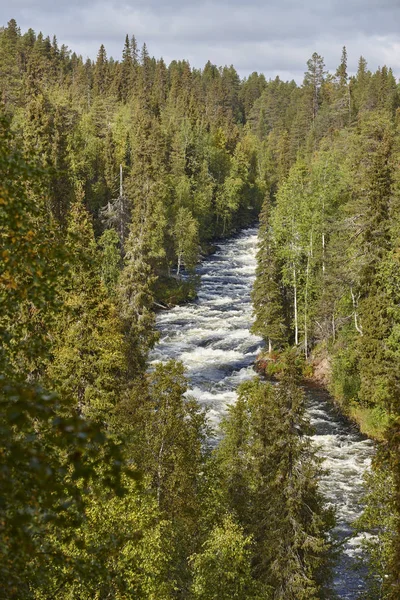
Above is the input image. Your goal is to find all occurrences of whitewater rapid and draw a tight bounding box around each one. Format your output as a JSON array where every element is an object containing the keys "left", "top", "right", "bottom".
[
  {"left": 150, "top": 226, "right": 375, "bottom": 599},
  {"left": 150, "top": 228, "right": 263, "bottom": 426}
]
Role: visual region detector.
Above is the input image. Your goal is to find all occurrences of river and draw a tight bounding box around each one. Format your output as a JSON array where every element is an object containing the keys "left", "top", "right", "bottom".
[{"left": 150, "top": 226, "right": 375, "bottom": 599}]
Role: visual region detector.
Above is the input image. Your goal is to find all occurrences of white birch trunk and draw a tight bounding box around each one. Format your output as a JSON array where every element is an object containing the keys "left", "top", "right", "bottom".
[
  {"left": 293, "top": 263, "right": 298, "bottom": 346},
  {"left": 350, "top": 288, "right": 363, "bottom": 336},
  {"left": 304, "top": 229, "right": 313, "bottom": 359}
]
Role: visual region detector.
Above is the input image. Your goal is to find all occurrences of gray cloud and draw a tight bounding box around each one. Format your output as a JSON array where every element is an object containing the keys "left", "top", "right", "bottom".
[{"left": 1, "top": 0, "right": 400, "bottom": 81}]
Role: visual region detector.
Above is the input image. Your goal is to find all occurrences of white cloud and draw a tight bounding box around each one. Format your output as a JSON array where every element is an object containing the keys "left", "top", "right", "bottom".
[{"left": 1, "top": 0, "right": 400, "bottom": 81}]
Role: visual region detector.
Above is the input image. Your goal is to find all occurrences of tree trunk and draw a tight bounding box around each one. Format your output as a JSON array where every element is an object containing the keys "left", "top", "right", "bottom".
[
  {"left": 176, "top": 253, "right": 181, "bottom": 276},
  {"left": 304, "top": 263, "right": 309, "bottom": 358},
  {"left": 304, "top": 229, "right": 313, "bottom": 359},
  {"left": 293, "top": 264, "right": 299, "bottom": 346},
  {"left": 332, "top": 302, "right": 336, "bottom": 341},
  {"left": 351, "top": 288, "right": 363, "bottom": 336}
]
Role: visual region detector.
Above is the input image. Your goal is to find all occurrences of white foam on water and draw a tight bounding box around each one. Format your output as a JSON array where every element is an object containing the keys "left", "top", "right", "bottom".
[
  {"left": 306, "top": 387, "right": 375, "bottom": 598},
  {"left": 150, "top": 226, "right": 376, "bottom": 599}
]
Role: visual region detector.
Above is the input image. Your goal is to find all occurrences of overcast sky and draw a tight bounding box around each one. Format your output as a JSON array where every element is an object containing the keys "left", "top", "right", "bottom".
[{"left": 2, "top": 0, "right": 400, "bottom": 82}]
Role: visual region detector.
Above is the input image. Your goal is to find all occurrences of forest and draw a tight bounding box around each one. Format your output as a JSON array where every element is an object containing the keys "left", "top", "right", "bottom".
[{"left": 0, "top": 17, "right": 399, "bottom": 599}]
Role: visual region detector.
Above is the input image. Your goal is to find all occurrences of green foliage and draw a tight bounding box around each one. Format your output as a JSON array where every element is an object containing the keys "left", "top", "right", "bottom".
[
  {"left": 118, "top": 224, "right": 158, "bottom": 373},
  {"left": 0, "top": 113, "right": 61, "bottom": 378},
  {"left": 0, "top": 31, "right": 279, "bottom": 594},
  {"left": 251, "top": 194, "right": 288, "bottom": 349},
  {"left": 356, "top": 448, "right": 398, "bottom": 600},
  {"left": 0, "top": 378, "right": 131, "bottom": 597},
  {"left": 249, "top": 47, "right": 400, "bottom": 597},
  {"left": 218, "top": 353, "right": 335, "bottom": 598},
  {"left": 48, "top": 197, "right": 126, "bottom": 421},
  {"left": 190, "top": 515, "right": 260, "bottom": 600},
  {"left": 349, "top": 405, "right": 389, "bottom": 441},
  {"left": 153, "top": 274, "right": 199, "bottom": 307},
  {"left": 4, "top": 20, "right": 400, "bottom": 598},
  {"left": 98, "top": 227, "right": 121, "bottom": 295},
  {"left": 174, "top": 206, "right": 200, "bottom": 274},
  {"left": 112, "top": 361, "right": 212, "bottom": 593},
  {"left": 258, "top": 349, "right": 311, "bottom": 380},
  {"left": 40, "top": 476, "right": 175, "bottom": 599},
  {"left": 0, "top": 113, "right": 133, "bottom": 597},
  {"left": 330, "top": 343, "right": 361, "bottom": 408}
]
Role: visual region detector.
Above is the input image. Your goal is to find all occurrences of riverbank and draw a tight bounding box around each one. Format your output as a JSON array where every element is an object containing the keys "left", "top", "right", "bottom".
[
  {"left": 311, "top": 347, "right": 388, "bottom": 442},
  {"left": 153, "top": 225, "right": 257, "bottom": 309},
  {"left": 255, "top": 346, "right": 387, "bottom": 442},
  {"left": 150, "top": 226, "right": 375, "bottom": 599},
  {"left": 153, "top": 244, "right": 219, "bottom": 309}
]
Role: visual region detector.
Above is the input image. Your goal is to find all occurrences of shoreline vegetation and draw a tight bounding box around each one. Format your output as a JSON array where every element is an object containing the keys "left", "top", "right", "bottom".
[
  {"left": 153, "top": 240, "right": 219, "bottom": 308},
  {"left": 255, "top": 348, "right": 388, "bottom": 441},
  {"left": 1, "top": 15, "right": 400, "bottom": 599},
  {"left": 154, "top": 223, "right": 257, "bottom": 308}
]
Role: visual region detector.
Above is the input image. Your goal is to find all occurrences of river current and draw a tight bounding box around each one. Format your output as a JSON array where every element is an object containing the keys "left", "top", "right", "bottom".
[{"left": 150, "top": 226, "right": 375, "bottom": 599}]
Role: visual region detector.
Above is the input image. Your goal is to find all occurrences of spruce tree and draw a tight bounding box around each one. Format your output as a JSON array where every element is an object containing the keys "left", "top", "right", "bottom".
[
  {"left": 218, "top": 356, "right": 334, "bottom": 598},
  {"left": 93, "top": 44, "right": 108, "bottom": 96},
  {"left": 304, "top": 53, "right": 326, "bottom": 122},
  {"left": 48, "top": 193, "right": 126, "bottom": 421},
  {"left": 252, "top": 194, "right": 288, "bottom": 351},
  {"left": 190, "top": 516, "right": 258, "bottom": 600},
  {"left": 118, "top": 224, "right": 158, "bottom": 374}
]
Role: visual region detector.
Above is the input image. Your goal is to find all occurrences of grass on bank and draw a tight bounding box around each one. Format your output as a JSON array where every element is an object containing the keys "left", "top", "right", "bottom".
[{"left": 256, "top": 347, "right": 389, "bottom": 442}]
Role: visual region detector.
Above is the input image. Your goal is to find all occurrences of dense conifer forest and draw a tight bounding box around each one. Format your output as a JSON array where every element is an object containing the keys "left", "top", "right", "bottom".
[{"left": 1, "top": 17, "right": 399, "bottom": 599}]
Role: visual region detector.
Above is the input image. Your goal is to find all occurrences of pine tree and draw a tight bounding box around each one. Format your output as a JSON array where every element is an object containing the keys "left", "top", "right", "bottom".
[
  {"left": 332, "top": 46, "right": 351, "bottom": 127},
  {"left": 0, "top": 18, "right": 22, "bottom": 105},
  {"left": 49, "top": 102, "right": 74, "bottom": 222},
  {"left": 98, "top": 228, "right": 121, "bottom": 295},
  {"left": 335, "top": 46, "right": 348, "bottom": 87},
  {"left": 22, "top": 90, "right": 53, "bottom": 169},
  {"left": 217, "top": 393, "right": 253, "bottom": 526},
  {"left": 174, "top": 207, "right": 199, "bottom": 275},
  {"left": 271, "top": 159, "right": 310, "bottom": 347},
  {"left": 352, "top": 56, "right": 371, "bottom": 114},
  {"left": 116, "top": 361, "right": 210, "bottom": 592},
  {"left": 118, "top": 34, "right": 135, "bottom": 102},
  {"left": 265, "top": 356, "right": 334, "bottom": 599},
  {"left": 138, "top": 42, "right": 152, "bottom": 107}
]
